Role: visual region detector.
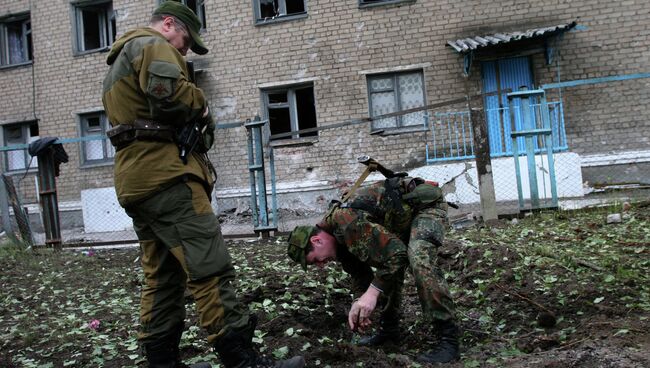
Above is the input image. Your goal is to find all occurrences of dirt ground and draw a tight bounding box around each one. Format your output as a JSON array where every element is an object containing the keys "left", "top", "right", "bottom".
[{"left": 0, "top": 203, "right": 648, "bottom": 367}]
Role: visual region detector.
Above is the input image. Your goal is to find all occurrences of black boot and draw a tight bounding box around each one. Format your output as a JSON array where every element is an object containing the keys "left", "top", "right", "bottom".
[
  {"left": 143, "top": 325, "right": 212, "bottom": 368},
  {"left": 357, "top": 316, "right": 400, "bottom": 347},
  {"left": 416, "top": 319, "right": 460, "bottom": 364},
  {"left": 213, "top": 328, "right": 305, "bottom": 368}
]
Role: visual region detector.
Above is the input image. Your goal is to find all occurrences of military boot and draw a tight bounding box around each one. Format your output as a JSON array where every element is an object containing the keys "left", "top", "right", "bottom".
[
  {"left": 143, "top": 324, "right": 212, "bottom": 368},
  {"left": 214, "top": 328, "right": 304, "bottom": 368},
  {"left": 357, "top": 315, "right": 400, "bottom": 347},
  {"left": 416, "top": 319, "right": 460, "bottom": 364}
]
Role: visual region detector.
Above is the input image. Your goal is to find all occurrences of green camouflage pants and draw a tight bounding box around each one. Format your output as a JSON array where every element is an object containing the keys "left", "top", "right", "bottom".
[
  {"left": 125, "top": 180, "right": 249, "bottom": 345},
  {"left": 405, "top": 205, "right": 455, "bottom": 321}
]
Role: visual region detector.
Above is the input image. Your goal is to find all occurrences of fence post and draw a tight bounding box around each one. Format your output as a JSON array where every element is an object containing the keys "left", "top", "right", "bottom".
[
  {"left": 1, "top": 174, "right": 33, "bottom": 246},
  {"left": 469, "top": 108, "right": 499, "bottom": 223}
]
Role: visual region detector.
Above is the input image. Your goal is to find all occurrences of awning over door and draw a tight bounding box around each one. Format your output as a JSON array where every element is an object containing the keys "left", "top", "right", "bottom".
[
  {"left": 447, "top": 21, "right": 577, "bottom": 53},
  {"left": 446, "top": 21, "right": 578, "bottom": 75}
]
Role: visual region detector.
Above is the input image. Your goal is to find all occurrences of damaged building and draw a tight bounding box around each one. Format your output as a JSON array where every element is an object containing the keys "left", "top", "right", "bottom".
[{"left": 1, "top": 0, "right": 649, "bottom": 237}]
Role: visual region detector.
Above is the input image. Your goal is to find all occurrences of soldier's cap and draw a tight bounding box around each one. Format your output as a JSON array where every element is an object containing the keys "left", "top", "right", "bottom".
[
  {"left": 287, "top": 225, "right": 318, "bottom": 271},
  {"left": 153, "top": 1, "right": 208, "bottom": 55}
]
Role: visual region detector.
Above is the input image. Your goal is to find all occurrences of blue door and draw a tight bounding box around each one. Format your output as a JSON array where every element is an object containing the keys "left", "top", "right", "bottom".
[{"left": 481, "top": 57, "right": 534, "bottom": 155}]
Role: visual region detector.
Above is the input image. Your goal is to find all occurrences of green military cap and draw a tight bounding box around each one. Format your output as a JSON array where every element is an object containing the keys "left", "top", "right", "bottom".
[
  {"left": 403, "top": 182, "right": 443, "bottom": 206},
  {"left": 287, "top": 225, "right": 317, "bottom": 270},
  {"left": 153, "top": 1, "right": 208, "bottom": 55}
]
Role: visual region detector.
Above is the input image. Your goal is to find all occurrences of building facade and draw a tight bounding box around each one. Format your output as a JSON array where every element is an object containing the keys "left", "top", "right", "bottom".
[{"left": 1, "top": 0, "right": 649, "bottom": 218}]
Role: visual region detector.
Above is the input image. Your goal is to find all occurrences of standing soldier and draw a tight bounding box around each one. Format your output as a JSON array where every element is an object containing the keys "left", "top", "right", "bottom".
[
  {"left": 102, "top": 2, "right": 304, "bottom": 368},
  {"left": 287, "top": 176, "right": 460, "bottom": 364}
]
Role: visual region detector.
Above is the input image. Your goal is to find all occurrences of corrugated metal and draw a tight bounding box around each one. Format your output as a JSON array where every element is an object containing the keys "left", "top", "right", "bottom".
[{"left": 447, "top": 22, "right": 577, "bottom": 53}]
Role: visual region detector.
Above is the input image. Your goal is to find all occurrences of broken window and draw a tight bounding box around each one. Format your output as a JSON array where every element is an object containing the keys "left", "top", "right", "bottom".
[
  {"left": 73, "top": 1, "right": 115, "bottom": 53},
  {"left": 158, "top": 0, "right": 206, "bottom": 30},
  {"left": 254, "top": 0, "right": 307, "bottom": 24},
  {"left": 263, "top": 84, "right": 317, "bottom": 141},
  {"left": 3, "top": 121, "right": 39, "bottom": 172},
  {"left": 0, "top": 14, "right": 32, "bottom": 67},
  {"left": 79, "top": 111, "right": 114, "bottom": 165},
  {"left": 367, "top": 70, "right": 426, "bottom": 131}
]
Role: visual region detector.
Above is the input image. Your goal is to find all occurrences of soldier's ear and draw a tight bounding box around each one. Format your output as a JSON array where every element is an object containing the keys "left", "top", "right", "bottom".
[{"left": 310, "top": 235, "right": 321, "bottom": 248}]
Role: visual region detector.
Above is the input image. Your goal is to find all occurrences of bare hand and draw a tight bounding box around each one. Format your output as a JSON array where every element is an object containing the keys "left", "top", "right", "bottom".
[{"left": 348, "top": 289, "right": 378, "bottom": 331}]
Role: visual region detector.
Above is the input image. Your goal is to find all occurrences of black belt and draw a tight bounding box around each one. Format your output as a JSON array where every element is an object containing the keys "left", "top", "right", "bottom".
[{"left": 107, "top": 119, "right": 175, "bottom": 151}]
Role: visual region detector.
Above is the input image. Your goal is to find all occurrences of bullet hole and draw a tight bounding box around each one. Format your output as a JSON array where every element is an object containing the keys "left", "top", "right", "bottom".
[{"left": 306, "top": 167, "right": 313, "bottom": 173}]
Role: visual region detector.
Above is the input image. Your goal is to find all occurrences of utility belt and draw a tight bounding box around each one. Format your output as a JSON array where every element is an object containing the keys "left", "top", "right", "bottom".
[{"left": 107, "top": 119, "right": 175, "bottom": 151}]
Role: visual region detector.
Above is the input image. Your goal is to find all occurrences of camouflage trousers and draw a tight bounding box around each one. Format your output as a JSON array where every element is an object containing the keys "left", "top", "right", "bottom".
[
  {"left": 355, "top": 206, "right": 455, "bottom": 323},
  {"left": 125, "top": 180, "right": 249, "bottom": 345}
]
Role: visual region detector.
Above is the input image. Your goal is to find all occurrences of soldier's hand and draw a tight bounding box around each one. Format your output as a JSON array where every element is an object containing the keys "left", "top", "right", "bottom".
[{"left": 348, "top": 288, "right": 379, "bottom": 331}]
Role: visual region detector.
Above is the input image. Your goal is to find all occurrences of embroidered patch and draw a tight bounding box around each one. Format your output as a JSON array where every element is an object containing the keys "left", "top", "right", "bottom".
[{"left": 148, "top": 76, "right": 173, "bottom": 99}]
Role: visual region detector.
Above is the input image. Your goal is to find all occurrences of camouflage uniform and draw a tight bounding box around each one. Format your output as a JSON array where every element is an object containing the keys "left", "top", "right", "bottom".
[
  {"left": 318, "top": 178, "right": 455, "bottom": 322},
  {"left": 102, "top": 27, "right": 249, "bottom": 345}
]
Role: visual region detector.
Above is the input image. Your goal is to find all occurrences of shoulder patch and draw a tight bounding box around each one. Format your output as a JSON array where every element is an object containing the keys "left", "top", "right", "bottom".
[{"left": 146, "top": 60, "right": 180, "bottom": 100}]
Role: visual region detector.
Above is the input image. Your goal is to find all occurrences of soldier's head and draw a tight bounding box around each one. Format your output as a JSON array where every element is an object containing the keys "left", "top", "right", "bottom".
[
  {"left": 150, "top": 1, "right": 208, "bottom": 56},
  {"left": 287, "top": 225, "right": 337, "bottom": 270}
]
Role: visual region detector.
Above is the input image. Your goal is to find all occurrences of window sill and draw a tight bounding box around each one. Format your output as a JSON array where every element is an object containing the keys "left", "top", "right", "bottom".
[
  {"left": 255, "top": 12, "right": 308, "bottom": 26},
  {"left": 3, "top": 168, "right": 38, "bottom": 176},
  {"left": 80, "top": 160, "right": 114, "bottom": 169},
  {"left": 0, "top": 60, "right": 33, "bottom": 71},
  {"left": 359, "top": 0, "right": 416, "bottom": 9},
  {"left": 371, "top": 125, "right": 427, "bottom": 136},
  {"left": 73, "top": 46, "right": 110, "bottom": 57},
  {"left": 269, "top": 136, "right": 318, "bottom": 148}
]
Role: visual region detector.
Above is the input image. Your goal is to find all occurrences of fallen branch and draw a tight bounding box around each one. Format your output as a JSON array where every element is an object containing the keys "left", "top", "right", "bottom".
[
  {"left": 575, "top": 259, "right": 604, "bottom": 272},
  {"left": 556, "top": 336, "right": 591, "bottom": 350},
  {"left": 495, "top": 284, "right": 555, "bottom": 316}
]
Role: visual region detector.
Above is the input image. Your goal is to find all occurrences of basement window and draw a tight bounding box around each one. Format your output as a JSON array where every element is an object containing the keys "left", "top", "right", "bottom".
[
  {"left": 73, "top": 1, "right": 115, "bottom": 54},
  {"left": 263, "top": 84, "right": 317, "bottom": 142},
  {"left": 254, "top": 0, "right": 307, "bottom": 25},
  {"left": 0, "top": 13, "right": 32, "bottom": 67},
  {"left": 79, "top": 111, "right": 114, "bottom": 165},
  {"left": 3, "top": 121, "right": 39, "bottom": 172}
]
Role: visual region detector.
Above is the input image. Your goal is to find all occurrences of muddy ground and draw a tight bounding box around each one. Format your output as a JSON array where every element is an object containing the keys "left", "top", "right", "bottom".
[{"left": 0, "top": 203, "right": 648, "bottom": 367}]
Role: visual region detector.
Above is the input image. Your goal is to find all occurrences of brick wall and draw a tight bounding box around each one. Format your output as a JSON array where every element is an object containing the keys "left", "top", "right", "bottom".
[{"left": 1, "top": 0, "right": 648, "bottom": 204}]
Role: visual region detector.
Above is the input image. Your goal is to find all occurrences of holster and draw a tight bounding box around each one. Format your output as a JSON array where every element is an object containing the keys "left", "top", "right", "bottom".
[{"left": 107, "top": 119, "right": 175, "bottom": 151}]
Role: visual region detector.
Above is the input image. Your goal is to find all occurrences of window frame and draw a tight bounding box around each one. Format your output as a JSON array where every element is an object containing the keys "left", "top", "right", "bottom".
[
  {"left": 358, "top": 0, "right": 416, "bottom": 9},
  {"left": 78, "top": 111, "right": 114, "bottom": 167},
  {"left": 0, "top": 13, "right": 32, "bottom": 68},
  {"left": 366, "top": 70, "right": 427, "bottom": 133},
  {"left": 157, "top": 0, "right": 207, "bottom": 30},
  {"left": 253, "top": 0, "right": 308, "bottom": 26},
  {"left": 261, "top": 83, "right": 318, "bottom": 144},
  {"left": 2, "top": 120, "right": 39, "bottom": 173},
  {"left": 72, "top": 0, "right": 115, "bottom": 55}
]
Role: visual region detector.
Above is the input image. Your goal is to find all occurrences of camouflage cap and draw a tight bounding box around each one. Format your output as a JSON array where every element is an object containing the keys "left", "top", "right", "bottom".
[
  {"left": 287, "top": 225, "right": 317, "bottom": 270},
  {"left": 153, "top": 1, "right": 208, "bottom": 55}
]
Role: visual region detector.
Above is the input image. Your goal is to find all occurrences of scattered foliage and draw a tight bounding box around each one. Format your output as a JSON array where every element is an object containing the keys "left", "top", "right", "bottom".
[{"left": 0, "top": 202, "right": 648, "bottom": 367}]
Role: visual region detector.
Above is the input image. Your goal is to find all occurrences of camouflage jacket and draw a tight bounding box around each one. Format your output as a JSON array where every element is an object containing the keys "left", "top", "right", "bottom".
[
  {"left": 317, "top": 179, "right": 417, "bottom": 294},
  {"left": 102, "top": 28, "right": 213, "bottom": 207}
]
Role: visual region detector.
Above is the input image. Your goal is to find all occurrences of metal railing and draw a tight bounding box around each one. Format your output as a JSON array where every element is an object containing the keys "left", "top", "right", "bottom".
[{"left": 426, "top": 100, "right": 567, "bottom": 163}]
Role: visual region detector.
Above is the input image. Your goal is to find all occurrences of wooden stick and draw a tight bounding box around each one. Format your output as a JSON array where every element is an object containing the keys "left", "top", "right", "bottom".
[
  {"left": 575, "top": 259, "right": 604, "bottom": 272},
  {"left": 495, "top": 284, "right": 555, "bottom": 316}
]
